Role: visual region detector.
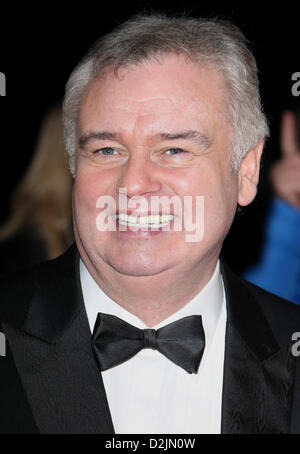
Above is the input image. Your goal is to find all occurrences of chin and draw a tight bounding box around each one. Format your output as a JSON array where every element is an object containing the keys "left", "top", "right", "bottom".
[{"left": 106, "top": 253, "right": 172, "bottom": 277}]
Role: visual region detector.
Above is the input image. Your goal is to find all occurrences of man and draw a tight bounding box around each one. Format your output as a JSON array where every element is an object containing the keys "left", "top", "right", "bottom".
[{"left": 1, "top": 13, "right": 300, "bottom": 434}]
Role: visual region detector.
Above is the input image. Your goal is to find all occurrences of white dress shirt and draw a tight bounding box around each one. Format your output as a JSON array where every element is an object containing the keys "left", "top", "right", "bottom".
[{"left": 80, "top": 259, "right": 227, "bottom": 434}]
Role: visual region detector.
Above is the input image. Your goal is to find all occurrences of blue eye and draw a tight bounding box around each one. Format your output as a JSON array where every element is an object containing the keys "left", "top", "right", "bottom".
[
  {"left": 166, "top": 148, "right": 184, "bottom": 155},
  {"left": 95, "top": 147, "right": 116, "bottom": 155}
]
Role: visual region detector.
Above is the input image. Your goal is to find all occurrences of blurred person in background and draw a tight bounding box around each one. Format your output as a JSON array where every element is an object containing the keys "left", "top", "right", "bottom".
[
  {"left": 0, "top": 102, "right": 74, "bottom": 273},
  {"left": 244, "top": 107, "right": 300, "bottom": 304}
]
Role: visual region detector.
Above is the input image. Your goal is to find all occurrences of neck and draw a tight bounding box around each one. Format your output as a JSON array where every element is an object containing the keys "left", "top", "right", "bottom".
[{"left": 81, "top": 249, "right": 220, "bottom": 327}]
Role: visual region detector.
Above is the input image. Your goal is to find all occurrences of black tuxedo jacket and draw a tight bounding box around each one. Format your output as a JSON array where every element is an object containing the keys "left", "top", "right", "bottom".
[{"left": 1, "top": 244, "right": 300, "bottom": 434}]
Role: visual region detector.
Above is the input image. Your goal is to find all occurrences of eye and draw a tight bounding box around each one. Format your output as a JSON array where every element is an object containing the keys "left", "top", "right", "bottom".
[
  {"left": 165, "top": 148, "right": 186, "bottom": 155},
  {"left": 94, "top": 147, "right": 117, "bottom": 156}
]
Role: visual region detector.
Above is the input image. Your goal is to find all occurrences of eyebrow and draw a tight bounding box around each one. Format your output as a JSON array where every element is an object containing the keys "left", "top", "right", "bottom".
[
  {"left": 79, "top": 129, "right": 211, "bottom": 149},
  {"left": 79, "top": 131, "right": 119, "bottom": 149},
  {"left": 153, "top": 131, "right": 211, "bottom": 148}
]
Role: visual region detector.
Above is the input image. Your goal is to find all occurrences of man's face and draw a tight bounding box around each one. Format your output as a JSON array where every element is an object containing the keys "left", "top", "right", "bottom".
[{"left": 74, "top": 55, "right": 242, "bottom": 278}]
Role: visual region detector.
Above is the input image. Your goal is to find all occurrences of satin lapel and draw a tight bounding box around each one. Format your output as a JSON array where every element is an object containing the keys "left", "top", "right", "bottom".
[
  {"left": 220, "top": 262, "right": 295, "bottom": 434},
  {"left": 3, "top": 245, "right": 114, "bottom": 434}
]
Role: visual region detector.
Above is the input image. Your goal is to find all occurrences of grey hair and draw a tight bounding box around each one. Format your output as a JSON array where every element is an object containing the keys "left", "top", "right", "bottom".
[{"left": 63, "top": 13, "right": 269, "bottom": 176}]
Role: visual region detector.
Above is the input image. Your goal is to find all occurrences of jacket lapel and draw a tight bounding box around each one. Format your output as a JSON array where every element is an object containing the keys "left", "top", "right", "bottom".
[
  {"left": 2, "top": 245, "right": 114, "bottom": 434},
  {"left": 220, "top": 262, "right": 296, "bottom": 434}
]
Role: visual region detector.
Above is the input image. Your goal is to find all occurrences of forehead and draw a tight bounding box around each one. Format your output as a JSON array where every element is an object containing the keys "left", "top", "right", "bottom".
[{"left": 79, "top": 54, "right": 230, "bottom": 133}]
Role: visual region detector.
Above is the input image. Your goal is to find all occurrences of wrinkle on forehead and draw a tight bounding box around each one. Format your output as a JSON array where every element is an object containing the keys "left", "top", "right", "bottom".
[
  {"left": 113, "top": 94, "right": 200, "bottom": 116},
  {"left": 122, "top": 95, "right": 174, "bottom": 103}
]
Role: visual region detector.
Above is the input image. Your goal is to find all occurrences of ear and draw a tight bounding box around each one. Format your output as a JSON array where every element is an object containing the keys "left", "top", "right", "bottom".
[{"left": 238, "top": 140, "right": 264, "bottom": 207}]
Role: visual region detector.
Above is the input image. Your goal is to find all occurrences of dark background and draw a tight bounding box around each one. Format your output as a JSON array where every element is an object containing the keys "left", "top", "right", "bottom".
[{"left": 0, "top": 1, "right": 299, "bottom": 273}]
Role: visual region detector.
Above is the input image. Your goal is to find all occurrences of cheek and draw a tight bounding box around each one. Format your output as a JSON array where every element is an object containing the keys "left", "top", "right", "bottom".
[
  {"left": 188, "top": 163, "right": 238, "bottom": 227},
  {"left": 73, "top": 173, "right": 101, "bottom": 220},
  {"left": 205, "top": 175, "right": 238, "bottom": 234}
]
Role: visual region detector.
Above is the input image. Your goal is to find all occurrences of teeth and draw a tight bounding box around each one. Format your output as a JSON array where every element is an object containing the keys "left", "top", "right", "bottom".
[{"left": 117, "top": 214, "right": 174, "bottom": 227}]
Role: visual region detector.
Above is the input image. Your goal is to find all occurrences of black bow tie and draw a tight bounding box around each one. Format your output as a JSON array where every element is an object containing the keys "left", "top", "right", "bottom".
[{"left": 91, "top": 313, "right": 205, "bottom": 374}]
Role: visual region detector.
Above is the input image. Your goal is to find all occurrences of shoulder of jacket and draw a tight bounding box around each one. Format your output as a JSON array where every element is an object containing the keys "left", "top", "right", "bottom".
[
  {"left": 0, "top": 244, "right": 78, "bottom": 328},
  {"left": 242, "top": 277, "right": 300, "bottom": 343}
]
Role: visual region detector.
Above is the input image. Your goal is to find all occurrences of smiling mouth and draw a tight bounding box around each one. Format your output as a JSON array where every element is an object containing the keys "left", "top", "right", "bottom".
[{"left": 117, "top": 213, "right": 174, "bottom": 229}]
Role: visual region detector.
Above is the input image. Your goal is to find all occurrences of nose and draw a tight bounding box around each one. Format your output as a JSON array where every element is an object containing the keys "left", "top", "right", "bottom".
[{"left": 117, "top": 154, "right": 161, "bottom": 199}]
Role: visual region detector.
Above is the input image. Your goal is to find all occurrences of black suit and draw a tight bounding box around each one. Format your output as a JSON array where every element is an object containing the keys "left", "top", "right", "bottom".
[{"left": 1, "top": 244, "right": 300, "bottom": 434}]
